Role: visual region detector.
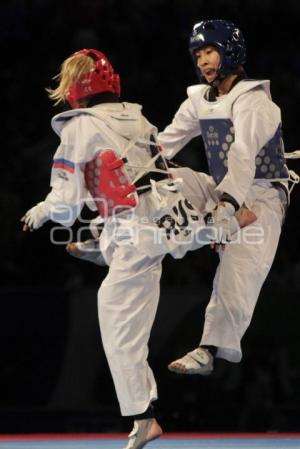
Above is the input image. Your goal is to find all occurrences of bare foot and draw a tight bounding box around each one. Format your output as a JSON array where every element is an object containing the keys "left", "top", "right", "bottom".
[
  {"left": 66, "top": 240, "right": 107, "bottom": 266},
  {"left": 236, "top": 207, "right": 257, "bottom": 228},
  {"left": 66, "top": 242, "right": 81, "bottom": 257}
]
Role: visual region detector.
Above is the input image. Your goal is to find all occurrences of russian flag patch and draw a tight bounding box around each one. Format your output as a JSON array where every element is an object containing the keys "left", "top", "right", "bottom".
[{"left": 53, "top": 158, "right": 75, "bottom": 173}]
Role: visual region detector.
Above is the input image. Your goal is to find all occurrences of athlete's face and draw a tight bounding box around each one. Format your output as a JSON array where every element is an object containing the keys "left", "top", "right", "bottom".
[{"left": 195, "top": 46, "right": 221, "bottom": 83}]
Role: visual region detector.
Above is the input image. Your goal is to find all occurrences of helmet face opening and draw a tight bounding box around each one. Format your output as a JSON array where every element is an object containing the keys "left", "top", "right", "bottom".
[
  {"left": 189, "top": 20, "right": 246, "bottom": 84},
  {"left": 67, "top": 49, "right": 121, "bottom": 108}
]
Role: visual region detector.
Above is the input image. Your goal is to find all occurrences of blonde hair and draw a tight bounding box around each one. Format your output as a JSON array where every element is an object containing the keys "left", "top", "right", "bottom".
[{"left": 46, "top": 53, "right": 95, "bottom": 105}]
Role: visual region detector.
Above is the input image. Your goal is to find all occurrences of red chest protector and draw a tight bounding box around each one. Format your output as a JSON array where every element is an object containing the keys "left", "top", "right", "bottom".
[{"left": 85, "top": 150, "right": 137, "bottom": 218}]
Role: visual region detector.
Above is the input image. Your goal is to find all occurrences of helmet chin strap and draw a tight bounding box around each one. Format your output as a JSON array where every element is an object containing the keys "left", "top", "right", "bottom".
[
  {"left": 209, "top": 77, "right": 222, "bottom": 88},
  {"left": 200, "top": 58, "right": 228, "bottom": 88},
  {"left": 209, "top": 72, "right": 228, "bottom": 87},
  {"left": 208, "top": 60, "right": 229, "bottom": 87}
]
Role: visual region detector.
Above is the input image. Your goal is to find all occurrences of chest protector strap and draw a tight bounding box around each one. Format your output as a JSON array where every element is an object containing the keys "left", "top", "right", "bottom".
[{"left": 84, "top": 150, "right": 137, "bottom": 218}]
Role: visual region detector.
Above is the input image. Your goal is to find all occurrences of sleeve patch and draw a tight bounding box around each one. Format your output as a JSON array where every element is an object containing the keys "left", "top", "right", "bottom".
[{"left": 53, "top": 158, "right": 75, "bottom": 173}]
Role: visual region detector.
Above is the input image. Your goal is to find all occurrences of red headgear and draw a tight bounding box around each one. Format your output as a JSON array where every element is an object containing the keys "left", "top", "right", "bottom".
[{"left": 66, "top": 49, "right": 121, "bottom": 108}]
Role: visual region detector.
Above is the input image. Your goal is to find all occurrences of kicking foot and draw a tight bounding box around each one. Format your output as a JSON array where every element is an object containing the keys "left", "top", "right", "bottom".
[
  {"left": 168, "top": 347, "right": 213, "bottom": 375},
  {"left": 66, "top": 239, "right": 107, "bottom": 266},
  {"left": 124, "top": 418, "right": 162, "bottom": 449},
  {"left": 236, "top": 206, "right": 257, "bottom": 228}
]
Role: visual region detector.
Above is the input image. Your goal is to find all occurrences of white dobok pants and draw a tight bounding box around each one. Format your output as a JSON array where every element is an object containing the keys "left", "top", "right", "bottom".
[{"left": 97, "top": 168, "right": 285, "bottom": 415}]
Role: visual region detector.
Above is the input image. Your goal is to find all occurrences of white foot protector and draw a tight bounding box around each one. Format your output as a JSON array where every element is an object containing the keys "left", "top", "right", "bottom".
[
  {"left": 168, "top": 347, "right": 214, "bottom": 375},
  {"left": 124, "top": 418, "right": 163, "bottom": 449}
]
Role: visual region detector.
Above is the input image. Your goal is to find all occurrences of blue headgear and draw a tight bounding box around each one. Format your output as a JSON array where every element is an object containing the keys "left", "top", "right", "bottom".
[{"left": 189, "top": 20, "right": 246, "bottom": 85}]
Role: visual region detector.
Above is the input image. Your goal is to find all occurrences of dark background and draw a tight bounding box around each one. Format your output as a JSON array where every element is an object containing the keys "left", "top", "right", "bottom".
[{"left": 2, "top": 0, "right": 300, "bottom": 435}]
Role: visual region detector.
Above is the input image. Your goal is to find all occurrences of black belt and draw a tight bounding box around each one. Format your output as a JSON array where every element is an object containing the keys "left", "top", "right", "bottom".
[
  {"left": 271, "top": 181, "right": 289, "bottom": 225},
  {"left": 271, "top": 181, "right": 289, "bottom": 206}
]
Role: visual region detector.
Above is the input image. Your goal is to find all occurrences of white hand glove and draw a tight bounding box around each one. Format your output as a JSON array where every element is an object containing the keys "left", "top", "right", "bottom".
[
  {"left": 207, "top": 202, "right": 239, "bottom": 245},
  {"left": 22, "top": 201, "right": 50, "bottom": 230}
]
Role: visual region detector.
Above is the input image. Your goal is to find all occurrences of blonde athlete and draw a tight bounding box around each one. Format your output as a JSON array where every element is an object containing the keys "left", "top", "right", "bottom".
[
  {"left": 158, "top": 20, "right": 292, "bottom": 375},
  {"left": 21, "top": 49, "right": 255, "bottom": 449}
]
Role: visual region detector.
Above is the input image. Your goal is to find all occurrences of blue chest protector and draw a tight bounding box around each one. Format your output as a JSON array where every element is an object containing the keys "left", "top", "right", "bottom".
[
  {"left": 200, "top": 118, "right": 289, "bottom": 184},
  {"left": 187, "top": 80, "right": 289, "bottom": 185}
]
